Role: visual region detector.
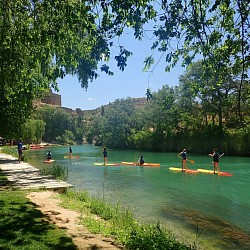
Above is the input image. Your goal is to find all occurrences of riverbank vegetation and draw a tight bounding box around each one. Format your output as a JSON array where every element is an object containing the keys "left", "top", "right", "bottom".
[
  {"left": 60, "top": 189, "right": 194, "bottom": 250},
  {"left": 39, "top": 165, "right": 69, "bottom": 181},
  {"left": 1, "top": 1, "right": 249, "bottom": 156},
  {"left": 21, "top": 61, "right": 249, "bottom": 156}
]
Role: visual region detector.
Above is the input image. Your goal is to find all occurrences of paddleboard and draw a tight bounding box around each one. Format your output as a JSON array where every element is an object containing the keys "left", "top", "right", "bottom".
[
  {"left": 43, "top": 159, "right": 55, "bottom": 164},
  {"left": 121, "top": 161, "right": 160, "bottom": 167},
  {"left": 64, "top": 155, "right": 80, "bottom": 159},
  {"left": 169, "top": 167, "right": 199, "bottom": 174},
  {"left": 197, "top": 169, "right": 232, "bottom": 176},
  {"left": 94, "top": 163, "right": 120, "bottom": 166}
]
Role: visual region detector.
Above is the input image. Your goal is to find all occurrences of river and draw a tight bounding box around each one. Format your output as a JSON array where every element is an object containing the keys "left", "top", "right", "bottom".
[{"left": 25, "top": 144, "right": 250, "bottom": 250}]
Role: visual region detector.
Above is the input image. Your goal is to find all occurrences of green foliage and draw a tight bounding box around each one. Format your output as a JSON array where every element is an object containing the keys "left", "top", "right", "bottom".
[
  {"left": 1, "top": 0, "right": 249, "bottom": 154},
  {"left": 61, "top": 190, "right": 192, "bottom": 250},
  {"left": 99, "top": 98, "right": 138, "bottom": 148},
  {"left": 22, "top": 119, "right": 46, "bottom": 144},
  {"left": 35, "top": 106, "right": 82, "bottom": 143},
  {"left": 1, "top": 146, "right": 18, "bottom": 158},
  {"left": 56, "top": 130, "right": 75, "bottom": 145},
  {"left": 223, "top": 125, "right": 250, "bottom": 156},
  {"left": 39, "top": 164, "right": 69, "bottom": 181},
  {"left": 129, "top": 129, "right": 153, "bottom": 150},
  {"left": 126, "top": 222, "right": 191, "bottom": 250},
  {"left": 86, "top": 71, "right": 249, "bottom": 155}
]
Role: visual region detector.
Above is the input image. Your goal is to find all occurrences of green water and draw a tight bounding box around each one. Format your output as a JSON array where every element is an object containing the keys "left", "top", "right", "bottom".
[{"left": 25, "top": 144, "right": 250, "bottom": 250}]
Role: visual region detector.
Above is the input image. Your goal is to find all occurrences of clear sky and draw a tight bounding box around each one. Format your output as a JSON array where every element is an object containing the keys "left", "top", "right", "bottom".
[{"left": 56, "top": 32, "right": 186, "bottom": 111}]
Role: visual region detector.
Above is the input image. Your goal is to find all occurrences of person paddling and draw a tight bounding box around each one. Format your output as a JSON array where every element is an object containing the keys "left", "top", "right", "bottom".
[
  {"left": 47, "top": 151, "right": 52, "bottom": 160},
  {"left": 138, "top": 155, "right": 145, "bottom": 165},
  {"left": 209, "top": 148, "right": 223, "bottom": 174},
  {"left": 69, "top": 147, "right": 72, "bottom": 158},
  {"left": 102, "top": 147, "right": 108, "bottom": 165},
  {"left": 178, "top": 148, "right": 187, "bottom": 171}
]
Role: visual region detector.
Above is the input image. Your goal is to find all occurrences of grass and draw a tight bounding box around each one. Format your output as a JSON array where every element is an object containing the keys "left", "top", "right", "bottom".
[
  {"left": 39, "top": 165, "right": 69, "bottom": 181},
  {"left": 60, "top": 190, "right": 193, "bottom": 250},
  {"left": 0, "top": 170, "right": 10, "bottom": 187},
  {"left": 1, "top": 146, "right": 25, "bottom": 161},
  {"left": 0, "top": 189, "right": 76, "bottom": 250}
]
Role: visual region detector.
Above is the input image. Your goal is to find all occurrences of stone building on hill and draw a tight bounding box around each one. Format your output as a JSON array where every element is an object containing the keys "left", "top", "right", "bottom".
[
  {"left": 33, "top": 89, "right": 61, "bottom": 107},
  {"left": 41, "top": 90, "right": 61, "bottom": 106}
]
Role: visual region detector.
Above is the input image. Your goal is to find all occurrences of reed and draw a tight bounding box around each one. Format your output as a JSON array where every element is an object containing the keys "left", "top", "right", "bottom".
[
  {"left": 39, "top": 164, "right": 68, "bottom": 181},
  {"left": 60, "top": 190, "right": 193, "bottom": 250}
]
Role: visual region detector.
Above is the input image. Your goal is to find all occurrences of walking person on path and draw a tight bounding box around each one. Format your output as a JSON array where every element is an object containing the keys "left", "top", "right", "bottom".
[{"left": 17, "top": 140, "right": 23, "bottom": 163}]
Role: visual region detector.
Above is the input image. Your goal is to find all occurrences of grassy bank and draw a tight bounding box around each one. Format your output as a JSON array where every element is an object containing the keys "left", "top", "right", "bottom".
[
  {"left": 60, "top": 190, "right": 193, "bottom": 250},
  {"left": 0, "top": 188, "right": 76, "bottom": 250}
]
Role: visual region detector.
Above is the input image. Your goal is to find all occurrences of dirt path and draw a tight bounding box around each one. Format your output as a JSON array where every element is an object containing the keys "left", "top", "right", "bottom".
[{"left": 27, "top": 191, "right": 123, "bottom": 250}]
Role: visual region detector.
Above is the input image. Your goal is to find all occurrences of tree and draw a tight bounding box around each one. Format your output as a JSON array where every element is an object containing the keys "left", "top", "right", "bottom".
[
  {"left": 1, "top": 0, "right": 249, "bottom": 139},
  {"left": 22, "top": 119, "right": 46, "bottom": 143},
  {"left": 0, "top": 0, "right": 137, "bottom": 138},
  {"left": 34, "top": 106, "right": 77, "bottom": 142}
]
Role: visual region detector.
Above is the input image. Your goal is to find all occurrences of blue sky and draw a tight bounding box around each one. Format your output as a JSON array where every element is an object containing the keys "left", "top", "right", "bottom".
[{"left": 56, "top": 32, "right": 186, "bottom": 111}]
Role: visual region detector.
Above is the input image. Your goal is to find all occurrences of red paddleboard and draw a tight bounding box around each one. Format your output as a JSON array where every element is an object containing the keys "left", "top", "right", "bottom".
[
  {"left": 43, "top": 159, "right": 55, "bottom": 164},
  {"left": 197, "top": 169, "right": 232, "bottom": 176}
]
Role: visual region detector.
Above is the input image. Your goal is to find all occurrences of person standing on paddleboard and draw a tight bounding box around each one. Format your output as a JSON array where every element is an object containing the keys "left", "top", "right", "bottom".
[
  {"left": 69, "top": 147, "right": 72, "bottom": 158},
  {"left": 178, "top": 149, "right": 187, "bottom": 171},
  {"left": 102, "top": 147, "right": 108, "bottom": 165},
  {"left": 209, "top": 148, "right": 223, "bottom": 174}
]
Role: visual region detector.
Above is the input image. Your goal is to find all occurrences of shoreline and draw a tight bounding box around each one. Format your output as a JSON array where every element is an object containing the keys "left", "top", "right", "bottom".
[{"left": 0, "top": 151, "right": 123, "bottom": 249}]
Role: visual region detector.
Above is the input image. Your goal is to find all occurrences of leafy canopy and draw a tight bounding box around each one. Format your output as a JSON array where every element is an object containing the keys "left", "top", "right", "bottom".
[{"left": 1, "top": 0, "right": 249, "bottom": 138}]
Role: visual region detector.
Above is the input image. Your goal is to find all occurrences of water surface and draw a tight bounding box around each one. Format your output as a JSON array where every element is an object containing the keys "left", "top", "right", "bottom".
[{"left": 25, "top": 145, "right": 250, "bottom": 250}]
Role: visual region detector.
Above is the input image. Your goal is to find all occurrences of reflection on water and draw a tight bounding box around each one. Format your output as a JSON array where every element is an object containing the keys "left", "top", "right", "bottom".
[
  {"left": 25, "top": 145, "right": 250, "bottom": 250},
  {"left": 162, "top": 206, "right": 250, "bottom": 250}
]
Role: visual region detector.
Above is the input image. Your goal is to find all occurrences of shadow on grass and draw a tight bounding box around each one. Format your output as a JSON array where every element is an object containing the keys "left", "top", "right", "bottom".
[
  {"left": 0, "top": 191, "right": 76, "bottom": 250},
  {"left": 0, "top": 170, "right": 11, "bottom": 187}
]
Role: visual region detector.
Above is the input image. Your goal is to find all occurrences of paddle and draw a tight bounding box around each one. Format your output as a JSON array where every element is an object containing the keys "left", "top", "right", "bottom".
[
  {"left": 178, "top": 155, "right": 195, "bottom": 164},
  {"left": 95, "top": 149, "right": 102, "bottom": 162}
]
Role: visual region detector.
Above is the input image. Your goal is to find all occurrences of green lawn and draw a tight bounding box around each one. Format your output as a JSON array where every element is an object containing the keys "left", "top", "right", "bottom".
[
  {"left": 0, "top": 188, "right": 76, "bottom": 250},
  {"left": 0, "top": 170, "right": 10, "bottom": 186}
]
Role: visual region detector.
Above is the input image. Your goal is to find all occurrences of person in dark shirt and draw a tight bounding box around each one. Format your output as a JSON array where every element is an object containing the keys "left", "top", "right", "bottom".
[
  {"left": 17, "top": 140, "right": 23, "bottom": 163},
  {"left": 102, "top": 147, "right": 108, "bottom": 165},
  {"left": 138, "top": 155, "right": 145, "bottom": 165},
  {"left": 178, "top": 148, "right": 187, "bottom": 171},
  {"left": 47, "top": 151, "right": 52, "bottom": 160},
  {"left": 209, "top": 148, "right": 223, "bottom": 174}
]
